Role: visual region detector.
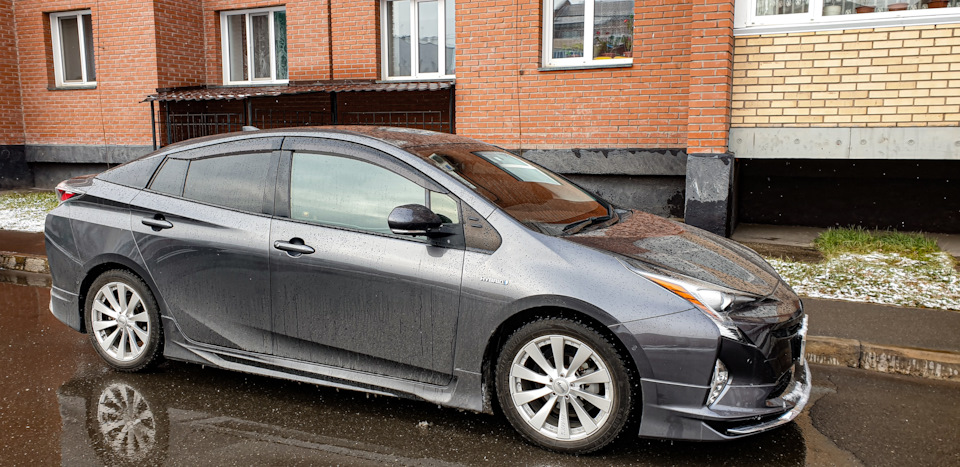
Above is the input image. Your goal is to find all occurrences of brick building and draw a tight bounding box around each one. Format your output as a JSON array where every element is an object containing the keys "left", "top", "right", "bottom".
[{"left": 0, "top": 0, "right": 958, "bottom": 235}]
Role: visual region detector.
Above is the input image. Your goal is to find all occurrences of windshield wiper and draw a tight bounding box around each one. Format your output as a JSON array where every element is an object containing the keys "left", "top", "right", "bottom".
[{"left": 561, "top": 211, "right": 620, "bottom": 236}]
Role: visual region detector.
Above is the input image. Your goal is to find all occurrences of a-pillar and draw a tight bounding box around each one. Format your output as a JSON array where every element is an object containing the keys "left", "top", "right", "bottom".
[{"left": 685, "top": 0, "right": 736, "bottom": 236}]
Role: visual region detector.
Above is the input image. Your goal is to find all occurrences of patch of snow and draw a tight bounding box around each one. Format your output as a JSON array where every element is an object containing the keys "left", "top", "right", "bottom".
[
  {"left": 0, "top": 193, "right": 55, "bottom": 232},
  {"left": 768, "top": 252, "right": 960, "bottom": 311}
]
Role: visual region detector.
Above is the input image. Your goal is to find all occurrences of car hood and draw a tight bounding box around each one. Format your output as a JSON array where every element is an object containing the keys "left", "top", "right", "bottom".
[{"left": 565, "top": 211, "right": 783, "bottom": 297}]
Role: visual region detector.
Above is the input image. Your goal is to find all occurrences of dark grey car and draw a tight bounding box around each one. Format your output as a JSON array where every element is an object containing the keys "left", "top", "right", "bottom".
[{"left": 45, "top": 126, "right": 810, "bottom": 453}]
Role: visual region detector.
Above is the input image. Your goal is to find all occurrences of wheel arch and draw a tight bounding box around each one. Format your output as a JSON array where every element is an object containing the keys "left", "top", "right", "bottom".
[
  {"left": 478, "top": 296, "right": 653, "bottom": 414},
  {"left": 77, "top": 254, "right": 161, "bottom": 334}
]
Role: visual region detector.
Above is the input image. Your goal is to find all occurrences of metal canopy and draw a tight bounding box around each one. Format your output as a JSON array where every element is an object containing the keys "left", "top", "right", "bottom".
[{"left": 143, "top": 80, "right": 454, "bottom": 103}]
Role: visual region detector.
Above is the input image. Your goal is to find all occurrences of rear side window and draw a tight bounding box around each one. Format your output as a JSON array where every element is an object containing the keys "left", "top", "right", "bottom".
[
  {"left": 290, "top": 152, "right": 427, "bottom": 234},
  {"left": 182, "top": 153, "right": 272, "bottom": 213},
  {"left": 149, "top": 158, "right": 189, "bottom": 196}
]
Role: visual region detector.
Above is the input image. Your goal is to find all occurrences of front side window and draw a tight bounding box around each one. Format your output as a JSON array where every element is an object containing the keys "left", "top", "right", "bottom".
[
  {"left": 381, "top": 0, "right": 456, "bottom": 79},
  {"left": 736, "top": 0, "right": 960, "bottom": 32},
  {"left": 291, "top": 152, "right": 433, "bottom": 235},
  {"left": 543, "top": 0, "right": 634, "bottom": 67},
  {"left": 50, "top": 10, "right": 96, "bottom": 87},
  {"left": 220, "top": 7, "right": 288, "bottom": 84}
]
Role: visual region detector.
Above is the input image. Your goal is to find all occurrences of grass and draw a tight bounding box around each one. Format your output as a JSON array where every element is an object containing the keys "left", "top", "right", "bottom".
[
  {"left": 0, "top": 191, "right": 58, "bottom": 212},
  {"left": 764, "top": 226, "right": 959, "bottom": 311},
  {"left": 814, "top": 226, "right": 942, "bottom": 259},
  {"left": 0, "top": 190, "right": 58, "bottom": 232}
]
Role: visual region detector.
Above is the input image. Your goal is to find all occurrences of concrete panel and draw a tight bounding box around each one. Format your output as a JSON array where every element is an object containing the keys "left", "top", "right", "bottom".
[
  {"left": 25, "top": 145, "right": 154, "bottom": 164},
  {"left": 30, "top": 163, "right": 111, "bottom": 189},
  {"left": 521, "top": 148, "right": 687, "bottom": 176},
  {"left": 566, "top": 174, "right": 685, "bottom": 218},
  {"left": 731, "top": 128, "right": 960, "bottom": 160}
]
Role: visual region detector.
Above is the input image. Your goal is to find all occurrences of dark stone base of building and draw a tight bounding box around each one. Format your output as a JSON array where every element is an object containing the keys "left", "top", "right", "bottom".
[
  {"left": 738, "top": 159, "right": 960, "bottom": 234},
  {"left": 684, "top": 153, "right": 736, "bottom": 237},
  {"left": 0, "top": 145, "right": 32, "bottom": 189}
]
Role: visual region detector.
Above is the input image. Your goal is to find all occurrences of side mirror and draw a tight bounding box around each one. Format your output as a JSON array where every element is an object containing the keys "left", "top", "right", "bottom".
[{"left": 388, "top": 204, "right": 444, "bottom": 237}]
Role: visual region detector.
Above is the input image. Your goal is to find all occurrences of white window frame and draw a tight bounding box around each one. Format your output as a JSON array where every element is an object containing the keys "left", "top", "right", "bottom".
[
  {"left": 542, "top": 0, "right": 633, "bottom": 68},
  {"left": 735, "top": 0, "right": 960, "bottom": 35},
  {"left": 220, "top": 6, "right": 288, "bottom": 85},
  {"left": 50, "top": 10, "right": 95, "bottom": 88},
  {"left": 380, "top": 0, "right": 456, "bottom": 81}
]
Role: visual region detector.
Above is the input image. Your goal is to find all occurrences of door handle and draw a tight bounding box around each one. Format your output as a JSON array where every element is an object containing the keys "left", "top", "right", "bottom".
[
  {"left": 142, "top": 216, "right": 173, "bottom": 230},
  {"left": 274, "top": 239, "right": 315, "bottom": 255}
]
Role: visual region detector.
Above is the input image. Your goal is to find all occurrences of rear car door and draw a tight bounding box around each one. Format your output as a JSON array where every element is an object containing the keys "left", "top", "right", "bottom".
[
  {"left": 269, "top": 137, "right": 465, "bottom": 384},
  {"left": 130, "top": 138, "right": 281, "bottom": 354}
]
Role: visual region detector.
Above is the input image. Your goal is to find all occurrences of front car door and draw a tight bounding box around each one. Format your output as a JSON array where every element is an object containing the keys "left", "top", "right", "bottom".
[
  {"left": 269, "top": 138, "right": 465, "bottom": 385},
  {"left": 131, "top": 138, "right": 281, "bottom": 354}
]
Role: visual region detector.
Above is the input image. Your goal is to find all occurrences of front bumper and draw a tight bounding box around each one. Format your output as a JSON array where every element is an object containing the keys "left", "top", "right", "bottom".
[{"left": 637, "top": 316, "right": 811, "bottom": 441}]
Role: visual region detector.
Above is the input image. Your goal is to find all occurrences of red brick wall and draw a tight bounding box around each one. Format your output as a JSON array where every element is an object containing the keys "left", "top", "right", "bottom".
[
  {"left": 330, "top": 0, "right": 379, "bottom": 80},
  {"left": 14, "top": 0, "right": 160, "bottom": 146},
  {"left": 154, "top": 0, "right": 205, "bottom": 89},
  {"left": 686, "top": 0, "right": 735, "bottom": 154},
  {"left": 456, "top": 0, "right": 694, "bottom": 150},
  {"left": 0, "top": 0, "right": 24, "bottom": 145},
  {"left": 204, "top": 0, "right": 333, "bottom": 84}
]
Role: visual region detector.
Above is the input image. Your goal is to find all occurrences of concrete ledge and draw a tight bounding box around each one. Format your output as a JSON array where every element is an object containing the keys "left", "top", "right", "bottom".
[
  {"left": 808, "top": 336, "right": 960, "bottom": 381},
  {"left": 0, "top": 252, "right": 49, "bottom": 274},
  {"left": 0, "top": 269, "right": 52, "bottom": 288}
]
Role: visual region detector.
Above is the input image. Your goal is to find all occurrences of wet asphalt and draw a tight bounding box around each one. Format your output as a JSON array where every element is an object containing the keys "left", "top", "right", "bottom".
[{"left": 1, "top": 270, "right": 958, "bottom": 466}]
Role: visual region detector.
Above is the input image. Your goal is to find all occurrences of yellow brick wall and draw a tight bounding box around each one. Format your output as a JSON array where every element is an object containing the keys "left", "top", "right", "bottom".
[{"left": 732, "top": 23, "right": 960, "bottom": 127}]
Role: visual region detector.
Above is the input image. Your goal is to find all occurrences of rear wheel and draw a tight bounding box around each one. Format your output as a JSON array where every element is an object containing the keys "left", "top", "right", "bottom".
[
  {"left": 84, "top": 270, "right": 163, "bottom": 372},
  {"left": 496, "top": 318, "right": 635, "bottom": 453}
]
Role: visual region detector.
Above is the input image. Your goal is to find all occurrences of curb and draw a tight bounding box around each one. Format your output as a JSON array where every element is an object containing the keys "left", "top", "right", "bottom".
[
  {"left": 2, "top": 253, "right": 958, "bottom": 381},
  {"left": 0, "top": 251, "right": 49, "bottom": 274},
  {"left": 807, "top": 336, "right": 960, "bottom": 381}
]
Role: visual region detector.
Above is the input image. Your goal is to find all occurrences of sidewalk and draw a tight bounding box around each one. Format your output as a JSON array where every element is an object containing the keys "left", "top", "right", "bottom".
[{"left": 2, "top": 227, "right": 959, "bottom": 381}]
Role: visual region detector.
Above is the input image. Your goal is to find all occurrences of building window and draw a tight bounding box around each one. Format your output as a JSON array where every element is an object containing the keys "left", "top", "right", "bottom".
[
  {"left": 543, "top": 0, "right": 634, "bottom": 68},
  {"left": 735, "top": 0, "right": 960, "bottom": 33},
  {"left": 381, "top": 0, "right": 456, "bottom": 80},
  {"left": 50, "top": 10, "right": 96, "bottom": 87},
  {"left": 220, "top": 7, "right": 288, "bottom": 85}
]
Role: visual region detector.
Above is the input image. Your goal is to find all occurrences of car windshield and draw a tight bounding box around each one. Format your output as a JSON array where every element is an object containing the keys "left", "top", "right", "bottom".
[{"left": 406, "top": 142, "right": 613, "bottom": 235}]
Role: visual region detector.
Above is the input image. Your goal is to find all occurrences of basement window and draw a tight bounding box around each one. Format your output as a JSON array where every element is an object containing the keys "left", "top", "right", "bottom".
[
  {"left": 220, "top": 7, "right": 288, "bottom": 85},
  {"left": 542, "top": 0, "right": 634, "bottom": 68},
  {"left": 50, "top": 10, "right": 96, "bottom": 88}
]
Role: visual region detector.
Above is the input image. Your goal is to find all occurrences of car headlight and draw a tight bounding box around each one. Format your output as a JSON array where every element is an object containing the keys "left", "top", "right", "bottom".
[{"left": 619, "top": 259, "right": 760, "bottom": 341}]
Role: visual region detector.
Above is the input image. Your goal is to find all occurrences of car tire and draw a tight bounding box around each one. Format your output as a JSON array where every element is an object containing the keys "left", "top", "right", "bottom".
[
  {"left": 84, "top": 270, "right": 163, "bottom": 372},
  {"left": 496, "top": 317, "right": 635, "bottom": 453}
]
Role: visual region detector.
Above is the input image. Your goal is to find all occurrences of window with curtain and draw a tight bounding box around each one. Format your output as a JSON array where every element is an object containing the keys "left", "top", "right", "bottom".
[{"left": 220, "top": 7, "right": 288, "bottom": 85}]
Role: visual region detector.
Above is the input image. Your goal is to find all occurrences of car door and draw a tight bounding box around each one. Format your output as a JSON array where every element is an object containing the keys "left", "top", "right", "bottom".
[
  {"left": 269, "top": 137, "right": 465, "bottom": 384},
  {"left": 130, "top": 138, "right": 281, "bottom": 354}
]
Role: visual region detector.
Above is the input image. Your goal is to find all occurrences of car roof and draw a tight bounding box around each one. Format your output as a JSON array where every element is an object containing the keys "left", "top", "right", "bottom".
[{"left": 155, "top": 126, "right": 485, "bottom": 155}]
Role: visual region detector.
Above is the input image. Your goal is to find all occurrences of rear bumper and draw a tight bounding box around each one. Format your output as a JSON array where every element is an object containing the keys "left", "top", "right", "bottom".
[{"left": 50, "top": 285, "right": 82, "bottom": 332}]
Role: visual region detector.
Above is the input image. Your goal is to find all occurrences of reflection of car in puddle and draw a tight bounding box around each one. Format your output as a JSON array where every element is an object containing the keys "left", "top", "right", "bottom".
[
  {"left": 92, "top": 382, "right": 165, "bottom": 466},
  {"left": 58, "top": 363, "right": 808, "bottom": 465},
  {"left": 58, "top": 367, "right": 469, "bottom": 466}
]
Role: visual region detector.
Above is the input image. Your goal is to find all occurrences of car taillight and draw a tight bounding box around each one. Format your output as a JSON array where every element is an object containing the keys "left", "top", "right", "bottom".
[{"left": 55, "top": 183, "right": 79, "bottom": 204}]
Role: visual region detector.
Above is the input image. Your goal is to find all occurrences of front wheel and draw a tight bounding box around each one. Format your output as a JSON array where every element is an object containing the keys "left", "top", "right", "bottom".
[
  {"left": 496, "top": 318, "right": 635, "bottom": 453},
  {"left": 84, "top": 270, "right": 163, "bottom": 372}
]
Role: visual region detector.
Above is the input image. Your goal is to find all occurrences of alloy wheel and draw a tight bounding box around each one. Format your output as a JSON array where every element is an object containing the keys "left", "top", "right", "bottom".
[
  {"left": 91, "top": 281, "right": 151, "bottom": 363},
  {"left": 507, "top": 334, "right": 614, "bottom": 441}
]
